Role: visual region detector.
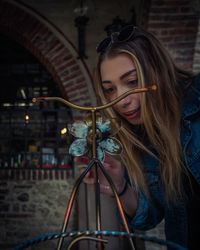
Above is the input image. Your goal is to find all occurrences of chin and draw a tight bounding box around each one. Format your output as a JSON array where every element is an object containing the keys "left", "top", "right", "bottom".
[{"left": 127, "top": 118, "right": 143, "bottom": 125}]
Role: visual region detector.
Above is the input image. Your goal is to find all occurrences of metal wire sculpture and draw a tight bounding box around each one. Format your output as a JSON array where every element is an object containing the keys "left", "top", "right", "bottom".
[
  {"left": 12, "top": 84, "right": 186, "bottom": 250},
  {"left": 14, "top": 230, "right": 187, "bottom": 250},
  {"left": 33, "top": 86, "right": 157, "bottom": 250}
]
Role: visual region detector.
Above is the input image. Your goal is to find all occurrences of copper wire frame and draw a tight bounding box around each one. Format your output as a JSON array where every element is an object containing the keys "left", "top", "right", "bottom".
[{"left": 33, "top": 85, "right": 157, "bottom": 250}]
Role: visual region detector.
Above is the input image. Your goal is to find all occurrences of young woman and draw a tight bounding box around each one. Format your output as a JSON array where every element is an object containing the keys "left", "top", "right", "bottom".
[{"left": 81, "top": 26, "right": 200, "bottom": 249}]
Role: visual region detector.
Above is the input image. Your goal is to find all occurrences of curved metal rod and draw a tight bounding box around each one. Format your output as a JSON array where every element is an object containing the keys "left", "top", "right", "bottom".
[
  {"left": 56, "top": 159, "right": 96, "bottom": 250},
  {"left": 96, "top": 159, "right": 135, "bottom": 250},
  {"left": 67, "top": 235, "right": 108, "bottom": 250},
  {"left": 32, "top": 85, "right": 157, "bottom": 111},
  {"left": 94, "top": 161, "right": 103, "bottom": 250}
]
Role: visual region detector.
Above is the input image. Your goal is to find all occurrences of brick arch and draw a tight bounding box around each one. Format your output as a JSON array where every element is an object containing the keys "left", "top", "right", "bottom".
[{"left": 0, "top": 0, "right": 95, "bottom": 118}]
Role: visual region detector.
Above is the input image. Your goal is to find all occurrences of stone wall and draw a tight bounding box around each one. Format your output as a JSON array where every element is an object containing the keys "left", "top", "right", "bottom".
[{"left": 0, "top": 175, "right": 76, "bottom": 249}]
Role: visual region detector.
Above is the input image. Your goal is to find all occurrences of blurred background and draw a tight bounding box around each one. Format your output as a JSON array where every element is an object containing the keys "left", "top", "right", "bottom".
[{"left": 0, "top": 0, "right": 199, "bottom": 249}]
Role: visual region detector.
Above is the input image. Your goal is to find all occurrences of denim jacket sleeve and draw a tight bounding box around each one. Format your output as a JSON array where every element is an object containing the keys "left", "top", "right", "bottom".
[
  {"left": 128, "top": 170, "right": 165, "bottom": 230},
  {"left": 181, "top": 73, "right": 200, "bottom": 184},
  {"left": 116, "top": 161, "right": 164, "bottom": 230},
  {"left": 119, "top": 150, "right": 164, "bottom": 231}
]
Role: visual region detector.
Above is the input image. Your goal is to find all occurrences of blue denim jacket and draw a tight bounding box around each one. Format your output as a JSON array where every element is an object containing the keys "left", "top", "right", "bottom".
[{"left": 129, "top": 73, "right": 200, "bottom": 248}]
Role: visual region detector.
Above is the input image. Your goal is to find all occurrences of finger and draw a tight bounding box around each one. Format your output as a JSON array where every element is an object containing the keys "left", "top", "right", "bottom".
[
  {"left": 103, "top": 153, "right": 121, "bottom": 168},
  {"left": 104, "top": 153, "right": 113, "bottom": 164},
  {"left": 84, "top": 170, "right": 95, "bottom": 184},
  {"left": 84, "top": 176, "right": 95, "bottom": 184},
  {"left": 78, "top": 168, "right": 95, "bottom": 184},
  {"left": 97, "top": 164, "right": 112, "bottom": 186},
  {"left": 74, "top": 156, "right": 89, "bottom": 164}
]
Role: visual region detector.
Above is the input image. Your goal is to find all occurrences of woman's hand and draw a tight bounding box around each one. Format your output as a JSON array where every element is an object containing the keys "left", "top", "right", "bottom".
[
  {"left": 74, "top": 153, "right": 126, "bottom": 195},
  {"left": 98, "top": 153, "right": 126, "bottom": 196},
  {"left": 74, "top": 154, "right": 138, "bottom": 217},
  {"left": 74, "top": 155, "right": 94, "bottom": 184}
]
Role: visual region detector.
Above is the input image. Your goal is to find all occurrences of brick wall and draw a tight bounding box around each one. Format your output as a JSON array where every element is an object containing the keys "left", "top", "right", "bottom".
[
  {"left": 147, "top": 0, "right": 199, "bottom": 70},
  {"left": 193, "top": 19, "right": 200, "bottom": 73}
]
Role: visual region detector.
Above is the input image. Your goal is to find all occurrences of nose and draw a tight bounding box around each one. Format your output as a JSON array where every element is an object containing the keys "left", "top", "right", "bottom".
[{"left": 119, "top": 94, "right": 132, "bottom": 108}]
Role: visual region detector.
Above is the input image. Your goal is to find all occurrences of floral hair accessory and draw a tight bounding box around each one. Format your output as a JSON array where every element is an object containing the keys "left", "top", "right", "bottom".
[{"left": 68, "top": 114, "right": 122, "bottom": 162}]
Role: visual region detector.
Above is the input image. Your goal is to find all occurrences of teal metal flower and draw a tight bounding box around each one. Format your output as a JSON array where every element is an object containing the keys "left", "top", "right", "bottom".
[{"left": 68, "top": 116, "right": 122, "bottom": 162}]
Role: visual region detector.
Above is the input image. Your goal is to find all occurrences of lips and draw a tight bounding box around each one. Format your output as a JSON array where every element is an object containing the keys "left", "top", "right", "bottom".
[{"left": 123, "top": 107, "right": 140, "bottom": 119}]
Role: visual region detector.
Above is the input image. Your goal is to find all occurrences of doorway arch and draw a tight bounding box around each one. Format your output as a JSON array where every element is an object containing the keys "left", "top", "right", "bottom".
[{"left": 0, "top": 0, "right": 95, "bottom": 118}]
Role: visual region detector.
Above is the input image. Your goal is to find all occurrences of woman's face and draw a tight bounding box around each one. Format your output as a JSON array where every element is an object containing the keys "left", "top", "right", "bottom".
[{"left": 100, "top": 53, "right": 143, "bottom": 125}]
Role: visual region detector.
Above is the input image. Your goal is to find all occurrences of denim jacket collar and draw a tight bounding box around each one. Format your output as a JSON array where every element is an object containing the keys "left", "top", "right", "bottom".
[{"left": 181, "top": 74, "right": 200, "bottom": 120}]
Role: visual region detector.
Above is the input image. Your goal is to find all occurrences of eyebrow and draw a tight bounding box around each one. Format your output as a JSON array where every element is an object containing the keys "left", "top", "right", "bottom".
[{"left": 102, "top": 69, "right": 136, "bottom": 84}]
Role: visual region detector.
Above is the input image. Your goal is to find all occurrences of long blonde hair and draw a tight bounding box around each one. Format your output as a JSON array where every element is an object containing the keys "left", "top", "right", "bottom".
[{"left": 94, "top": 27, "right": 193, "bottom": 202}]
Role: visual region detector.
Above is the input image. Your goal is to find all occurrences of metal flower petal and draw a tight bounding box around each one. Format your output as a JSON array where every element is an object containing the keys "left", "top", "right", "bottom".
[
  {"left": 69, "top": 139, "right": 88, "bottom": 156},
  {"left": 97, "top": 145, "right": 105, "bottom": 163},
  {"left": 98, "top": 137, "right": 122, "bottom": 155},
  {"left": 97, "top": 119, "right": 111, "bottom": 133},
  {"left": 68, "top": 116, "right": 122, "bottom": 161},
  {"left": 68, "top": 122, "right": 88, "bottom": 139}
]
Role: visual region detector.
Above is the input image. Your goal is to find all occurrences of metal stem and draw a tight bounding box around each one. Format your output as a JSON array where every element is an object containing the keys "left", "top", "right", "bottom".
[
  {"left": 97, "top": 160, "right": 136, "bottom": 250},
  {"left": 91, "top": 110, "right": 104, "bottom": 250},
  {"left": 56, "top": 159, "right": 95, "bottom": 250}
]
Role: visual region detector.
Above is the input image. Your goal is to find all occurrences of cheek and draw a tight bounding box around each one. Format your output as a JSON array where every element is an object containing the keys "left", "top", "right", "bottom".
[
  {"left": 112, "top": 94, "right": 141, "bottom": 114},
  {"left": 132, "top": 94, "right": 141, "bottom": 105},
  {"left": 113, "top": 103, "right": 122, "bottom": 114}
]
